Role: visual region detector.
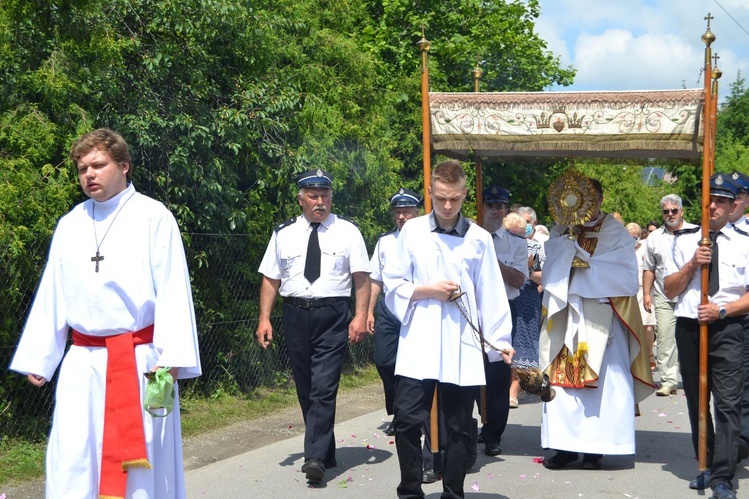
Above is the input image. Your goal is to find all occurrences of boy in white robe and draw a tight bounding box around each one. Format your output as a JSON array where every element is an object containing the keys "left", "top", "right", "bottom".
[
  {"left": 382, "top": 159, "right": 514, "bottom": 498},
  {"left": 9, "top": 128, "right": 201, "bottom": 499}
]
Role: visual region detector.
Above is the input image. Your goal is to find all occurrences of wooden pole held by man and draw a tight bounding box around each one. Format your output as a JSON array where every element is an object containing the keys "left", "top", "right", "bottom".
[
  {"left": 697, "top": 14, "right": 716, "bottom": 471},
  {"left": 417, "top": 29, "right": 439, "bottom": 452}
]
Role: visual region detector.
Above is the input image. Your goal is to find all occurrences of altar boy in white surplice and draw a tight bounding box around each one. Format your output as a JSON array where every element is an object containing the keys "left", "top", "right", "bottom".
[
  {"left": 382, "top": 159, "right": 514, "bottom": 499},
  {"left": 9, "top": 129, "right": 201, "bottom": 499}
]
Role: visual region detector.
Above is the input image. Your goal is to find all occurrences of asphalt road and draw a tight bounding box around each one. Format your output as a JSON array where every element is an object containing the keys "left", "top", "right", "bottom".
[
  {"left": 6, "top": 370, "right": 749, "bottom": 498},
  {"left": 184, "top": 372, "right": 749, "bottom": 499}
]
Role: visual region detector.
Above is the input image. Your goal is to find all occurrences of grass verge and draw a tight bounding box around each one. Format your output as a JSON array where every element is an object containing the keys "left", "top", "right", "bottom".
[
  {"left": 0, "top": 364, "right": 380, "bottom": 487},
  {"left": 181, "top": 363, "right": 379, "bottom": 437},
  {"left": 0, "top": 437, "right": 46, "bottom": 486}
]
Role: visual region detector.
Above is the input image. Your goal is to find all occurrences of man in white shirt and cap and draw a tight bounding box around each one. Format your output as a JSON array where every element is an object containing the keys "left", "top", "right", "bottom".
[
  {"left": 257, "top": 168, "right": 371, "bottom": 484},
  {"left": 723, "top": 171, "right": 749, "bottom": 464},
  {"left": 368, "top": 188, "right": 445, "bottom": 484},
  {"left": 478, "top": 185, "right": 528, "bottom": 456},
  {"left": 664, "top": 172, "right": 749, "bottom": 499},
  {"left": 367, "top": 187, "right": 423, "bottom": 435}
]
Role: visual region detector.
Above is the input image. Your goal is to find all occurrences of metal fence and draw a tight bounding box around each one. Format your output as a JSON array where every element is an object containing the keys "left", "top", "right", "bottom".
[{"left": 0, "top": 233, "right": 375, "bottom": 442}]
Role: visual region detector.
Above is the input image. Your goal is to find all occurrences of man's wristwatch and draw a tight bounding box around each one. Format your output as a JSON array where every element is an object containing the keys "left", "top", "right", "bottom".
[{"left": 718, "top": 307, "right": 727, "bottom": 320}]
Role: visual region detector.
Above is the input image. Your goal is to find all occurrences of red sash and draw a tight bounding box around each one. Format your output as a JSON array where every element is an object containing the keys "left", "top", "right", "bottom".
[{"left": 72, "top": 325, "right": 155, "bottom": 499}]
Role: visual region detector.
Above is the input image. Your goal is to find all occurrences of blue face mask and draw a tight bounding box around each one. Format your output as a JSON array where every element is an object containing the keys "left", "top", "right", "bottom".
[{"left": 524, "top": 224, "right": 533, "bottom": 238}]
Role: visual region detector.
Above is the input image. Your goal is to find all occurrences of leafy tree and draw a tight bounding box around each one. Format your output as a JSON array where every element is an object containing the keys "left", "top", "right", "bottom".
[
  {"left": 0, "top": 103, "right": 79, "bottom": 439},
  {"left": 715, "top": 71, "right": 749, "bottom": 182},
  {"left": 357, "top": 0, "right": 577, "bottom": 188},
  {"left": 0, "top": 0, "right": 582, "bottom": 435},
  {"left": 717, "top": 71, "right": 749, "bottom": 149}
]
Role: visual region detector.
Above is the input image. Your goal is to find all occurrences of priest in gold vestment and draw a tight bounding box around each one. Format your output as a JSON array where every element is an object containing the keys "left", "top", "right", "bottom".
[{"left": 539, "top": 176, "right": 654, "bottom": 470}]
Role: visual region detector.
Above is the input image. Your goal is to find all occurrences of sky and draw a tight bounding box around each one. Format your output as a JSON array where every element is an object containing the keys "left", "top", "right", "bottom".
[{"left": 534, "top": 0, "right": 749, "bottom": 100}]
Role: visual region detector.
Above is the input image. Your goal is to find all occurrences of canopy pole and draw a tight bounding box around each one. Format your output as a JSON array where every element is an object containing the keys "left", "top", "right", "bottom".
[
  {"left": 473, "top": 62, "right": 484, "bottom": 226},
  {"left": 471, "top": 62, "right": 488, "bottom": 423},
  {"left": 417, "top": 28, "right": 439, "bottom": 453},
  {"left": 698, "top": 14, "right": 716, "bottom": 472},
  {"left": 418, "top": 30, "right": 432, "bottom": 213}
]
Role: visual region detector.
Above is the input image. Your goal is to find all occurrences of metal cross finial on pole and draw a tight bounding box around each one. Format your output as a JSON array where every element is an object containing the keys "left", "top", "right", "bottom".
[
  {"left": 702, "top": 13, "right": 716, "bottom": 56},
  {"left": 712, "top": 58, "right": 724, "bottom": 89},
  {"left": 472, "top": 58, "right": 483, "bottom": 93},
  {"left": 704, "top": 12, "right": 714, "bottom": 29}
]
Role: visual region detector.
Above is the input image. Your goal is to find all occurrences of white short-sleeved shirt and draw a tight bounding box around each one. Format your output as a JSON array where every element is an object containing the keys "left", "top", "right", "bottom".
[
  {"left": 643, "top": 223, "right": 698, "bottom": 302},
  {"left": 369, "top": 229, "right": 398, "bottom": 284},
  {"left": 666, "top": 227, "right": 749, "bottom": 319},
  {"left": 491, "top": 228, "right": 529, "bottom": 300},
  {"left": 731, "top": 215, "right": 748, "bottom": 235},
  {"left": 258, "top": 213, "right": 370, "bottom": 298}
]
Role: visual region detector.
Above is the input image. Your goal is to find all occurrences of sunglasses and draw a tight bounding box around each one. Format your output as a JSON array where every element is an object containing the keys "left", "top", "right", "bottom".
[{"left": 662, "top": 208, "right": 680, "bottom": 215}]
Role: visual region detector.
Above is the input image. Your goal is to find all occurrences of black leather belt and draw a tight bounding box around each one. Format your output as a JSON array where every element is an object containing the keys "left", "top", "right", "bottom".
[
  {"left": 680, "top": 316, "right": 746, "bottom": 325},
  {"left": 283, "top": 296, "right": 349, "bottom": 309}
]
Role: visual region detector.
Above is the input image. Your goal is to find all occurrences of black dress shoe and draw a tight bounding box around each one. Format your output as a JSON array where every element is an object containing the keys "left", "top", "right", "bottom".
[
  {"left": 302, "top": 458, "right": 325, "bottom": 482},
  {"left": 543, "top": 450, "right": 579, "bottom": 469},
  {"left": 477, "top": 432, "right": 485, "bottom": 444},
  {"left": 384, "top": 421, "right": 396, "bottom": 436},
  {"left": 484, "top": 442, "right": 502, "bottom": 456},
  {"left": 580, "top": 453, "right": 602, "bottom": 470},
  {"left": 422, "top": 468, "right": 439, "bottom": 484},
  {"left": 711, "top": 483, "right": 737, "bottom": 499},
  {"left": 689, "top": 470, "right": 710, "bottom": 490}
]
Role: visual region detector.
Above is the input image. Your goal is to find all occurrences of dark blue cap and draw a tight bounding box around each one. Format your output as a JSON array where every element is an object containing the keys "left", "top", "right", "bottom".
[
  {"left": 390, "top": 188, "right": 423, "bottom": 208},
  {"left": 483, "top": 185, "right": 511, "bottom": 204},
  {"left": 710, "top": 173, "right": 738, "bottom": 199},
  {"left": 294, "top": 168, "right": 333, "bottom": 189},
  {"left": 728, "top": 171, "right": 749, "bottom": 194}
]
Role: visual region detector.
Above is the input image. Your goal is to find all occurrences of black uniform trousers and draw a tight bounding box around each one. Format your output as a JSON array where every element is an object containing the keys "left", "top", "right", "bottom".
[
  {"left": 374, "top": 299, "right": 401, "bottom": 415},
  {"left": 738, "top": 316, "right": 749, "bottom": 451},
  {"left": 393, "top": 376, "right": 476, "bottom": 499},
  {"left": 675, "top": 316, "right": 745, "bottom": 490},
  {"left": 376, "top": 300, "right": 447, "bottom": 473},
  {"left": 479, "top": 298, "right": 516, "bottom": 445},
  {"left": 283, "top": 298, "right": 351, "bottom": 463}
]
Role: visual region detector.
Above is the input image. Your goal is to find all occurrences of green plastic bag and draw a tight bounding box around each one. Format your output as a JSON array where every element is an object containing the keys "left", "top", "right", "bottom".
[{"left": 143, "top": 367, "right": 175, "bottom": 417}]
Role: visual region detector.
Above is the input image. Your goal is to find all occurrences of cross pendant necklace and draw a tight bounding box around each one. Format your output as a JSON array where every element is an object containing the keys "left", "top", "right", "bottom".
[
  {"left": 91, "top": 250, "right": 104, "bottom": 272},
  {"left": 92, "top": 192, "right": 135, "bottom": 273}
]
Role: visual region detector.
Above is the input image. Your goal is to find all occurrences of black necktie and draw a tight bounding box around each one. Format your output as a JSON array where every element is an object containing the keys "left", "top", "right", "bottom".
[
  {"left": 304, "top": 223, "right": 321, "bottom": 283},
  {"left": 708, "top": 231, "right": 720, "bottom": 296}
]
